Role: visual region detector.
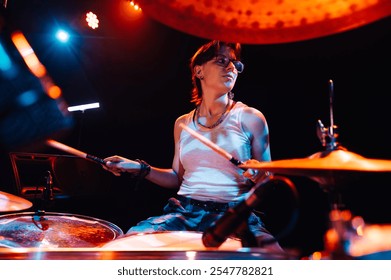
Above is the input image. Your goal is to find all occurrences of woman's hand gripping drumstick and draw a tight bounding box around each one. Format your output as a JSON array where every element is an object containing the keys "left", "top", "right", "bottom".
[{"left": 47, "top": 139, "right": 146, "bottom": 177}]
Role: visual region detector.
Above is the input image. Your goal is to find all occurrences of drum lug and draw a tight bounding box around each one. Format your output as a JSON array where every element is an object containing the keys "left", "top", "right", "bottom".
[{"left": 33, "top": 210, "right": 47, "bottom": 221}]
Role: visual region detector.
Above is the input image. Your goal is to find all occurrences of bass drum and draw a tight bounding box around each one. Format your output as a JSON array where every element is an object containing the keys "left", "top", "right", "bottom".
[
  {"left": 102, "top": 231, "right": 242, "bottom": 251},
  {"left": 0, "top": 212, "right": 123, "bottom": 248}
]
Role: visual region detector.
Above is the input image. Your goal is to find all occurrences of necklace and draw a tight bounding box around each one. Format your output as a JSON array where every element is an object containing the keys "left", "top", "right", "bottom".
[{"left": 195, "top": 101, "right": 235, "bottom": 129}]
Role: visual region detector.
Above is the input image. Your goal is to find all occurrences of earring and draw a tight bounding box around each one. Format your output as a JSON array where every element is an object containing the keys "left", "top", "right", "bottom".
[
  {"left": 228, "top": 91, "right": 234, "bottom": 99},
  {"left": 196, "top": 69, "right": 203, "bottom": 80}
]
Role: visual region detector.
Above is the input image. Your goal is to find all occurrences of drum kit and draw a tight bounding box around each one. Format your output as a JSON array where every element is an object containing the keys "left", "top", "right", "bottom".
[
  {"left": 1, "top": 79, "right": 391, "bottom": 259},
  {"left": 0, "top": 191, "right": 287, "bottom": 259}
]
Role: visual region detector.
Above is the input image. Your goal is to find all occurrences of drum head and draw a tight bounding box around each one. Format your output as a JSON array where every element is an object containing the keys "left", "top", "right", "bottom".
[
  {"left": 102, "top": 231, "right": 242, "bottom": 251},
  {"left": 0, "top": 212, "right": 123, "bottom": 248}
]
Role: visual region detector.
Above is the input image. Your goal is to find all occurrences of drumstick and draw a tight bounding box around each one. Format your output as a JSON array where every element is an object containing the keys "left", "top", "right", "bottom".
[
  {"left": 46, "top": 139, "right": 106, "bottom": 166},
  {"left": 179, "top": 123, "right": 242, "bottom": 166}
]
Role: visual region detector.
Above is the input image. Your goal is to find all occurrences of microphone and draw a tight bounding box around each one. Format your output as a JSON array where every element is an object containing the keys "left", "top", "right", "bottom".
[
  {"left": 202, "top": 176, "right": 274, "bottom": 248},
  {"left": 202, "top": 175, "right": 297, "bottom": 248}
]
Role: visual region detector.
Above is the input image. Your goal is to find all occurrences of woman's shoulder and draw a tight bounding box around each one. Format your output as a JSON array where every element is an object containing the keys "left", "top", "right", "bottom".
[
  {"left": 234, "top": 101, "right": 263, "bottom": 116},
  {"left": 234, "top": 101, "right": 267, "bottom": 124},
  {"left": 175, "top": 109, "right": 196, "bottom": 125}
]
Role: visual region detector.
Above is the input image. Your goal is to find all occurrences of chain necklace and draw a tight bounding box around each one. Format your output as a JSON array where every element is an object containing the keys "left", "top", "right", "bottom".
[{"left": 195, "top": 101, "right": 235, "bottom": 129}]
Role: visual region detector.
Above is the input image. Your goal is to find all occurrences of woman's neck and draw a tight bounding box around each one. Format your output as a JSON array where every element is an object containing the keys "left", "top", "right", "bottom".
[{"left": 199, "top": 94, "right": 230, "bottom": 117}]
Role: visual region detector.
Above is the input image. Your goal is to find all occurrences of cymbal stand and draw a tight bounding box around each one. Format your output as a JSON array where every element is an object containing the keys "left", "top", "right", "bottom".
[
  {"left": 317, "top": 79, "right": 341, "bottom": 152},
  {"left": 314, "top": 80, "right": 360, "bottom": 259},
  {"left": 32, "top": 171, "right": 55, "bottom": 219}
]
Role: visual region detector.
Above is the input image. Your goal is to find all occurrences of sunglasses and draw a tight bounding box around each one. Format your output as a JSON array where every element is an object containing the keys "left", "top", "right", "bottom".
[{"left": 214, "top": 55, "right": 244, "bottom": 73}]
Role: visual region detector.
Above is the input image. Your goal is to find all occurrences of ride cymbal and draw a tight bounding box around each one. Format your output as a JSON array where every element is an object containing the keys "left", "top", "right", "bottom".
[{"left": 240, "top": 149, "right": 391, "bottom": 179}]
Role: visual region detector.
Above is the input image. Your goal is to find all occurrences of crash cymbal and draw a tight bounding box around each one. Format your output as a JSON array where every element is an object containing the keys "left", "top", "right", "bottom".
[
  {"left": 240, "top": 149, "right": 391, "bottom": 179},
  {"left": 0, "top": 191, "right": 32, "bottom": 212},
  {"left": 136, "top": 0, "right": 391, "bottom": 44}
]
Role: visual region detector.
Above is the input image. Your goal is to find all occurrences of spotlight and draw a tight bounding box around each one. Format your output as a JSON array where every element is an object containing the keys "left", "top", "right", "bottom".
[
  {"left": 55, "top": 29, "right": 70, "bottom": 43},
  {"left": 67, "top": 102, "right": 100, "bottom": 112},
  {"left": 86, "top": 11, "right": 99, "bottom": 29}
]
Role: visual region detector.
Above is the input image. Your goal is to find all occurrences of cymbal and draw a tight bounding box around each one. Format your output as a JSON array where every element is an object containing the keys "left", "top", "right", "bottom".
[
  {"left": 0, "top": 191, "right": 32, "bottom": 212},
  {"left": 239, "top": 149, "right": 391, "bottom": 181},
  {"left": 137, "top": 0, "right": 391, "bottom": 44}
]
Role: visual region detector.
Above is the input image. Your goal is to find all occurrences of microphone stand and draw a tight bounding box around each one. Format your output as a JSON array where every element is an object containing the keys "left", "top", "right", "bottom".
[{"left": 235, "top": 220, "right": 258, "bottom": 247}]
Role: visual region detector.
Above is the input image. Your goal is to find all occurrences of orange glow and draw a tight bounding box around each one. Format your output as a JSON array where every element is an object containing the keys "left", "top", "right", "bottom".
[
  {"left": 324, "top": 228, "right": 339, "bottom": 252},
  {"left": 11, "top": 31, "right": 46, "bottom": 78},
  {"left": 130, "top": 1, "right": 141, "bottom": 12},
  {"left": 47, "top": 85, "right": 62, "bottom": 99},
  {"left": 136, "top": 0, "right": 391, "bottom": 44},
  {"left": 40, "top": 76, "right": 62, "bottom": 99},
  {"left": 11, "top": 31, "right": 62, "bottom": 100},
  {"left": 310, "top": 251, "right": 323, "bottom": 260}
]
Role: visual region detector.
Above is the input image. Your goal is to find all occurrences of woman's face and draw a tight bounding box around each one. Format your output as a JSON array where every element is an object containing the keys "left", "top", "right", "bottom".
[{"left": 197, "top": 45, "right": 242, "bottom": 95}]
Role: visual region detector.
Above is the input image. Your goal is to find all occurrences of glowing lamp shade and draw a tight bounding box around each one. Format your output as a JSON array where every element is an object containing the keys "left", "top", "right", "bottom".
[{"left": 136, "top": 0, "right": 391, "bottom": 44}]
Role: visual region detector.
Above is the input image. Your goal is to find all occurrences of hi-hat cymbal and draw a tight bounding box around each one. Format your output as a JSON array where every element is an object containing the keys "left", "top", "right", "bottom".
[
  {"left": 0, "top": 191, "right": 32, "bottom": 212},
  {"left": 240, "top": 149, "right": 391, "bottom": 182}
]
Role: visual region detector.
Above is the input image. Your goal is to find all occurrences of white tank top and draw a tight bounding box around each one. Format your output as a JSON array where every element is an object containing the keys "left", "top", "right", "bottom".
[{"left": 178, "top": 101, "right": 254, "bottom": 203}]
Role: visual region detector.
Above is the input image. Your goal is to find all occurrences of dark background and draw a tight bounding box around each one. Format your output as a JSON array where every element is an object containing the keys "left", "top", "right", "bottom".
[{"left": 1, "top": 0, "right": 391, "bottom": 258}]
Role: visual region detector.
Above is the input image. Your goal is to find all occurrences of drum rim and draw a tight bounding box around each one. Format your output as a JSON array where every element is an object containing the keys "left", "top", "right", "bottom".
[{"left": 120, "top": 230, "right": 240, "bottom": 240}]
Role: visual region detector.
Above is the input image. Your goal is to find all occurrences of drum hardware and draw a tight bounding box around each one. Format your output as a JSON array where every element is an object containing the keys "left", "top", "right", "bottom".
[
  {"left": 44, "top": 170, "right": 54, "bottom": 202},
  {"left": 30, "top": 170, "right": 56, "bottom": 212},
  {"left": 241, "top": 80, "right": 391, "bottom": 259}
]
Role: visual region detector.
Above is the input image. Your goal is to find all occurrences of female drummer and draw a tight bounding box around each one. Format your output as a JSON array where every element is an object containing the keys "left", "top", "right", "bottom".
[{"left": 103, "top": 40, "right": 284, "bottom": 254}]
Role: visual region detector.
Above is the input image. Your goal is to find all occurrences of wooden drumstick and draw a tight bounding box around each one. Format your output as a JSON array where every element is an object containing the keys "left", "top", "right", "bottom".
[
  {"left": 46, "top": 139, "right": 106, "bottom": 166},
  {"left": 179, "top": 123, "right": 242, "bottom": 166}
]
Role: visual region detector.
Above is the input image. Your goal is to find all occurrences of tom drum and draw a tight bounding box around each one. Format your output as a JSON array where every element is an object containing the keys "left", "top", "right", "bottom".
[
  {"left": 102, "top": 231, "right": 242, "bottom": 251},
  {"left": 0, "top": 211, "right": 123, "bottom": 248}
]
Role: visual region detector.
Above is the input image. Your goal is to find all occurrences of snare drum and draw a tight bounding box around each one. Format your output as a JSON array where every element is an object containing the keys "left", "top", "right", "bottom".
[
  {"left": 102, "top": 231, "right": 242, "bottom": 251},
  {"left": 0, "top": 212, "right": 123, "bottom": 248}
]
